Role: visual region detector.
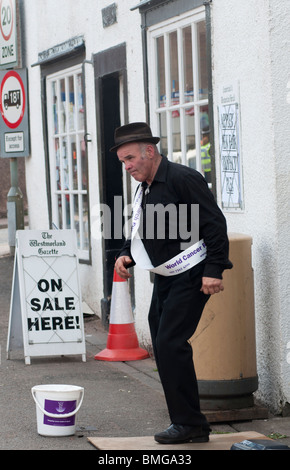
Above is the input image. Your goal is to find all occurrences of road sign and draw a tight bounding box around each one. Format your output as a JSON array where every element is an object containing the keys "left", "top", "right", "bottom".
[
  {"left": 0, "top": 0, "right": 17, "bottom": 68},
  {"left": 0, "top": 70, "right": 25, "bottom": 128},
  {"left": 7, "top": 229, "right": 87, "bottom": 365},
  {"left": 0, "top": 68, "right": 30, "bottom": 157}
]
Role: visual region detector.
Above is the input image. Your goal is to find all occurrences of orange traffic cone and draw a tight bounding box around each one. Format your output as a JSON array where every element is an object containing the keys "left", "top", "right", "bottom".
[{"left": 95, "top": 270, "right": 149, "bottom": 361}]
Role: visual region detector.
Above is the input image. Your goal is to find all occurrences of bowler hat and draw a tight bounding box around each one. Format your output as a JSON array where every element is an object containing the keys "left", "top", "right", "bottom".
[
  {"left": 201, "top": 125, "right": 210, "bottom": 135},
  {"left": 110, "top": 122, "right": 160, "bottom": 152}
]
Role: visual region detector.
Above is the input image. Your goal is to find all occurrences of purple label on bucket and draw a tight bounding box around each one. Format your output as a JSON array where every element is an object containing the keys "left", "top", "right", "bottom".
[{"left": 43, "top": 399, "right": 76, "bottom": 427}]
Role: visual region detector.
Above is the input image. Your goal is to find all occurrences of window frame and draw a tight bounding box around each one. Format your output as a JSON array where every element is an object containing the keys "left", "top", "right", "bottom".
[
  {"left": 45, "top": 64, "right": 90, "bottom": 262},
  {"left": 147, "top": 7, "right": 209, "bottom": 176}
]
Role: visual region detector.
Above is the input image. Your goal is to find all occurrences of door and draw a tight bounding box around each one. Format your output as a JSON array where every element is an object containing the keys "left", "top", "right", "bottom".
[
  {"left": 94, "top": 44, "right": 129, "bottom": 327},
  {"left": 100, "top": 73, "right": 124, "bottom": 300}
]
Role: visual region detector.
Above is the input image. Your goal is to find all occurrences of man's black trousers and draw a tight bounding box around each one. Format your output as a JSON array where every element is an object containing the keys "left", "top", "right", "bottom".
[{"left": 148, "top": 262, "right": 210, "bottom": 430}]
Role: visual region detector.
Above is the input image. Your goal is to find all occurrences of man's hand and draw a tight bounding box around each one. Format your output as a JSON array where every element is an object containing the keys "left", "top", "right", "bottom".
[
  {"left": 115, "top": 256, "right": 133, "bottom": 280},
  {"left": 201, "top": 277, "right": 224, "bottom": 295}
]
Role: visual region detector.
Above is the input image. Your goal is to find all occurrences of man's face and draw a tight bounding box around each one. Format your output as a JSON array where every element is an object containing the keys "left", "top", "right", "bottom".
[{"left": 117, "top": 142, "right": 153, "bottom": 183}]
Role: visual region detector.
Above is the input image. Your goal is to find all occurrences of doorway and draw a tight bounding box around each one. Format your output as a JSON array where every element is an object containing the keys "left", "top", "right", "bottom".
[{"left": 94, "top": 44, "right": 130, "bottom": 327}]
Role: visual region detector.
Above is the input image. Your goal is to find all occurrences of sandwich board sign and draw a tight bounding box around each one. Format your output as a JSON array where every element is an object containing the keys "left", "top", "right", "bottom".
[{"left": 7, "top": 229, "right": 86, "bottom": 364}]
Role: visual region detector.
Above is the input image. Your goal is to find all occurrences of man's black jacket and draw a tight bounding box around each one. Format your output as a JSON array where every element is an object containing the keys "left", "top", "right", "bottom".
[{"left": 119, "top": 155, "right": 233, "bottom": 279}]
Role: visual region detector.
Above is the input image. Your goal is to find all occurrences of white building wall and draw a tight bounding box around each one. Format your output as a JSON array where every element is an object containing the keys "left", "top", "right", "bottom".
[
  {"left": 23, "top": 0, "right": 148, "bottom": 319},
  {"left": 268, "top": 0, "right": 290, "bottom": 410},
  {"left": 212, "top": 0, "right": 290, "bottom": 412}
]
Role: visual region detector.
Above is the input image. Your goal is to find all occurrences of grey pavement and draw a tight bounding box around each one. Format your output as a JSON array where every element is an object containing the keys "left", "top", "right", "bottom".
[{"left": 0, "top": 225, "right": 290, "bottom": 451}]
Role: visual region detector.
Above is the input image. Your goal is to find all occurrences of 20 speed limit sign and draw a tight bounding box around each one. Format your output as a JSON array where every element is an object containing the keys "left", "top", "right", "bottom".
[
  {"left": 0, "top": 70, "right": 25, "bottom": 129},
  {"left": 1, "top": 0, "right": 14, "bottom": 41},
  {"left": 0, "top": 0, "right": 17, "bottom": 67}
]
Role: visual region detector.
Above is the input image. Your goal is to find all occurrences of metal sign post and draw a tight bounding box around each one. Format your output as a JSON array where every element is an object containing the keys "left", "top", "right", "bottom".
[{"left": 7, "top": 157, "right": 24, "bottom": 254}]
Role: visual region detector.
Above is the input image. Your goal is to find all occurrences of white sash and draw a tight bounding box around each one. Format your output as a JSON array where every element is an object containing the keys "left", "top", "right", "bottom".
[{"left": 130, "top": 184, "right": 207, "bottom": 276}]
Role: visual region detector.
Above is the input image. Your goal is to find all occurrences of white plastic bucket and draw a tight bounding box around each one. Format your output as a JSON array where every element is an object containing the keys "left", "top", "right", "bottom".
[{"left": 31, "top": 384, "right": 84, "bottom": 436}]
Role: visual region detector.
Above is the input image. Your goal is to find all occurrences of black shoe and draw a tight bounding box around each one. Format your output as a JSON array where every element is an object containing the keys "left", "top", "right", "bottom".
[{"left": 154, "top": 424, "right": 210, "bottom": 444}]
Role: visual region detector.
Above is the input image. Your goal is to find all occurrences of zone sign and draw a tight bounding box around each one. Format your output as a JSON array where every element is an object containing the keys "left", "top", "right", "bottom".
[{"left": 0, "top": 0, "right": 17, "bottom": 67}]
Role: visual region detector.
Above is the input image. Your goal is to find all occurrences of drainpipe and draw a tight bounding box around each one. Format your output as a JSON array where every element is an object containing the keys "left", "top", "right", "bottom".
[
  {"left": 204, "top": 0, "right": 217, "bottom": 199},
  {"left": 140, "top": 12, "right": 150, "bottom": 122}
]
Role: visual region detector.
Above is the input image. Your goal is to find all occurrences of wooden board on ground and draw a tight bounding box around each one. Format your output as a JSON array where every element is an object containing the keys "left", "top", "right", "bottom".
[
  {"left": 88, "top": 431, "right": 269, "bottom": 451},
  {"left": 204, "top": 404, "right": 269, "bottom": 423}
]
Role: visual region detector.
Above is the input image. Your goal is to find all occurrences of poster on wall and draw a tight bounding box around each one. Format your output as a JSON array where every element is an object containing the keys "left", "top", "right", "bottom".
[
  {"left": 6, "top": 229, "right": 86, "bottom": 365},
  {"left": 218, "top": 82, "right": 244, "bottom": 211}
]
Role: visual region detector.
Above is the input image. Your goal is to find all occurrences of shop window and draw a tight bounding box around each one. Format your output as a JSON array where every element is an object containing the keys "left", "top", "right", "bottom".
[
  {"left": 46, "top": 65, "right": 90, "bottom": 260},
  {"left": 148, "top": 10, "right": 211, "bottom": 185}
]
